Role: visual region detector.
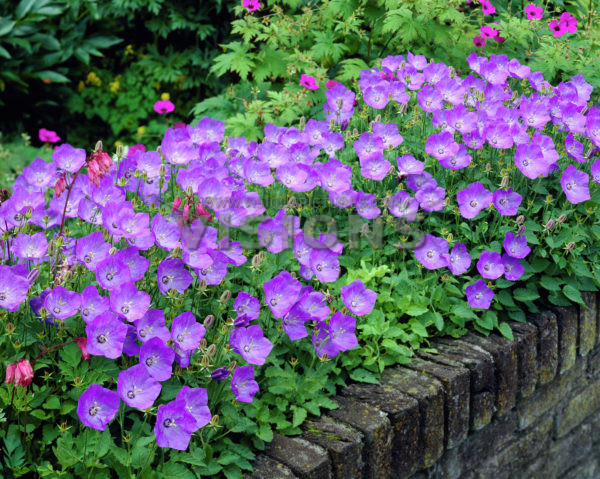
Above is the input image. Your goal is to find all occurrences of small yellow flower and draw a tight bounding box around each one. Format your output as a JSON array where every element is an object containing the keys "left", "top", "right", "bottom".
[
  {"left": 115, "top": 141, "right": 124, "bottom": 147},
  {"left": 77, "top": 80, "right": 85, "bottom": 92},
  {"left": 124, "top": 44, "right": 134, "bottom": 56},
  {"left": 86, "top": 72, "right": 101, "bottom": 87},
  {"left": 109, "top": 76, "right": 120, "bottom": 94},
  {"left": 161, "top": 92, "right": 170, "bottom": 101},
  {"left": 137, "top": 126, "right": 146, "bottom": 136}
]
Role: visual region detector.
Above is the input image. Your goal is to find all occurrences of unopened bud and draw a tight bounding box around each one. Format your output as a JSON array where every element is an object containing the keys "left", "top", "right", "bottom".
[
  {"left": 186, "top": 186, "right": 193, "bottom": 196},
  {"left": 219, "top": 290, "right": 231, "bottom": 304},
  {"left": 485, "top": 163, "right": 492, "bottom": 173},
  {"left": 210, "top": 415, "right": 219, "bottom": 427},
  {"left": 27, "top": 268, "right": 39, "bottom": 284},
  {"left": 446, "top": 233, "right": 453, "bottom": 243},
  {"left": 518, "top": 225, "right": 526, "bottom": 235},
  {"left": 201, "top": 355, "right": 210, "bottom": 367},
  {"left": 199, "top": 338, "right": 207, "bottom": 349},
  {"left": 374, "top": 114, "right": 382, "bottom": 123},
  {"left": 94, "top": 140, "right": 103, "bottom": 152},
  {"left": 258, "top": 251, "right": 265, "bottom": 261},
  {"left": 566, "top": 241, "right": 575, "bottom": 251},
  {"left": 109, "top": 247, "right": 117, "bottom": 255},
  {"left": 557, "top": 214, "right": 567, "bottom": 224},
  {"left": 204, "top": 314, "right": 214, "bottom": 328},
  {"left": 544, "top": 219, "right": 556, "bottom": 231},
  {"left": 546, "top": 194, "right": 553, "bottom": 204},
  {"left": 516, "top": 215, "right": 525, "bottom": 226},
  {"left": 207, "top": 344, "right": 217, "bottom": 357},
  {"left": 299, "top": 116, "right": 306, "bottom": 131},
  {"left": 251, "top": 254, "right": 261, "bottom": 268},
  {"left": 5, "top": 322, "right": 15, "bottom": 334},
  {"left": 116, "top": 145, "right": 123, "bottom": 157},
  {"left": 199, "top": 279, "right": 207, "bottom": 292},
  {"left": 159, "top": 164, "right": 167, "bottom": 178},
  {"left": 501, "top": 176, "right": 510, "bottom": 188}
]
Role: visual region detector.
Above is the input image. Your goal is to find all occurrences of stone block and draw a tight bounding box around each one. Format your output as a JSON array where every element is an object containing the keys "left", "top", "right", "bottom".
[
  {"left": 579, "top": 292, "right": 597, "bottom": 356},
  {"left": 381, "top": 367, "right": 444, "bottom": 469},
  {"left": 328, "top": 396, "right": 392, "bottom": 479},
  {"left": 470, "top": 392, "right": 494, "bottom": 431},
  {"left": 246, "top": 454, "right": 299, "bottom": 479},
  {"left": 508, "top": 321, "right": 537, "bottom": 397},
  {"left": 407, "top": 357, "right": 470, "bottom": 449},
  {"left": 556, "top": 377, "right": 600, "bottom": 437},
  {"left": 554, "top": 306, "right": 578, "bottom": 374},
  {"left": 302, "top": 415, "right": 363, "bottom": 479},
  {"left": 530, "top": 310, "right": 558, "bottom": 385},
  {"left": 342, "top": 383, "right": 419, "bottom": 478},
  {"left": 266, "top": 434, "right": 332, "bottom": 479},
  {"left": 457, "top": 334, "right": 517, "bottom": 417}
]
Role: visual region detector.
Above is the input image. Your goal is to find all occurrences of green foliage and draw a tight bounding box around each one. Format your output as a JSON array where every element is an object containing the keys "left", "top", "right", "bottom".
[{"left": 194, "top": 0, "right": 600, "bottom": 139}]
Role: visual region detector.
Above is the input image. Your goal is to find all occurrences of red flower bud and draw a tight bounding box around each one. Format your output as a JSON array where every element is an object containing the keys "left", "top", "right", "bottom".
[
  {"left": 76, "top": 337, "right": 90, "bottom": 361},
  {"left": 196, "top": 203, "right": 213, "bottom": 222},
  {"left": 172, "top": 197, "right": 182, "bottom": 212},
  {"left": 54, "top": 177, "right": 66, "bottom": 198},
  {"left": 5, "top": 359, "right": 34, "bottom": 387}
]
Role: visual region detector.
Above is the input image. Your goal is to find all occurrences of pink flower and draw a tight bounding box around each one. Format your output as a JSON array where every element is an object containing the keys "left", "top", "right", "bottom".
[
  {"left": 481, "top": 0, "right": 496, "bottom": 15},
  {"left": 173, "top": 122, "right": 187, "bottom": 129},
  {"left": 326, "top": 80, "right": 338, "bottom": 89},
  {"left": 300, "top": 74, "right": 319, "bottom": 90},
  {"left": 243, "top": 0, "right": 260, "bottom": 11},
  {"left": 560, "top": 12, "right": 577, "bottom": 33},
  {"left": 473, "top": 35, "right": 487, "bottom": 48},
  {"left": 549, "top": 18, "right": 567, "bottom": 37},
  {"left": 76, "top": 337, "right": 90, "bottom": 361},
  {"left": 39, "top": 128, "right": 61, "bottom": 143},
  {"left": 154, "top": 100, "right": 175, "bottom": 114},
  {"left": 128, "top": 144, "right": 146, "bottom": 155},
  {"left": 480, "top": 25, "right": 499, "bottom": 38},
  {"left": 5, "top": 359, "right": 34, "bottom": 387},
  {"left": 54, "top": 176, "right": 66, "bottom": 198},
  {"left": 525, "top": 3, "right": 543, "bottom": 19}
]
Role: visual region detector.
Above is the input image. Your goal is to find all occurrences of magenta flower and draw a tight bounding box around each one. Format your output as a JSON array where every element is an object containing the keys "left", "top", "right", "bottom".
[
  {"left": 396, "top": 154, "right": 425, "bottom": 176},
  {"left": 86, "top": 313, "right": 128, "bottom": 359},
  {"left": 110, "top": 283, "right": 150, "bottom": 322},
  {"left": 492, "top": 189, "right": 522, "bottom": 216},
  {"left": 480, "top": 25, "right": 498, "bottom": 39},
  {"left": 340, "top": 279, "right": 377, "bottom": 316},
  {"left": 39, "top": 128, "right": 61, "bottom": 143},
  {"left": 388, "top": 190, "right": 419, "bottom": 222},
  {"left": 473, "top": 35, "right": 486, "bottom": 48},
  {"left": 44, "top": 286, "right": 80, "bottom": 321},
  {"left": 442, "top": 243, "right": 471, "bottom": 275},
  {"left": 481, "top": 0, "right": 495, "bottom": 15},
  {"left": 96, "top": 256, "right": 132, "bottom": 291},
  {"left": 503, "top": 232, "right": 531, "bottom": 259},
  {"left": 171, "top": 311, "right": 205, "bottom": 351},
  {"left": 591, "top": 159, "right": 600, "bottom": 185},
  {"left": 466, "top": 280, "right": 494, "bottom": 309},
  {"left": 140, "top": 337, "right": 175, "bottom": 381},
  {"left": 154, "top": 100, "right": 175, "bottom": 114},
  {"left": 514, "top": 144, "right": 546, "bottom": 179},
  {"left": 76, "top": 232, "right": 111, "bottom": 271},
  {"left": 560, "top": 12, "right": 577, "bottom": 33},
  {"left": 264, "top": 270, "right": 302, "bottom": 318},
  {"left": 415, "top": 183, "right": 446, "bottom": 212},
  {"left": 80, "top": 285, "right": 110, "bottom": 323},
  {"left": 329, "top": 311, "right": 358, "bottom": 352},
  {"left": 12, "top": 232, "right": 48, "bottom": 260},
  {"left": 561, "top": 165, "right": 590, "bottom": 204},
  {"left": 457, "top": 182, "right": 493, "bottom": 219},
  {"left": 414, "top": 234, "right": 448, "bottom": 270},
  {"left": 310, "top": 248, "right": 341, "bottom": 283},
  {"left": 525, "top": 3, "right": 543, "bottom": 19},
  {"left": 243, "top": 0, "right": 260, "bottom": 11},
  {"left": 230, "top": 325, "right": 273, "bottom": 365},
  {"left": 549, "top": 18, "right": 567, "bottom": 37},
  {"left": 77, "top": 384, "right": 119, "bottom": 431},
  {"left": 502, "top": 255, "right": 524, "bottom": 281},
  {"left": 477, "top": 251, "right": 504, "bottom": 279},
  {"left": 300, "top": 74, "right": 319, "bottom": 90},
  {"left": 231, "top": 365, "right": 259, "bottom": 403},
  {"left": 425, "top": 132, "right": 459, "bottom": 160},
  {"left": 154, "top": 400, "right": 197, "bottom": 450},
  {"left": 118, "top": 364, "right": 162, "bottom": 410}
]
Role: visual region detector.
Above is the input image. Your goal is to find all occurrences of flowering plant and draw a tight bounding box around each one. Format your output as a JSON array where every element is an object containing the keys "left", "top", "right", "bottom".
[{"left": 2, "top": 47, "right": 600, "bottom": 476}]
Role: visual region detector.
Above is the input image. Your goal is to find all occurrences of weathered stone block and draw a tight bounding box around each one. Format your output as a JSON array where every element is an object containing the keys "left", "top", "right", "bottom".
[
  {"left": 302, "top": 415, "right": 363, "bottom": 479},
  {"left": 579, "top": 292, "right": 597, "bottom": 356},
  {"left": 530, "top": 310, "right": 558, "bottom": 385},
  {"left": 328, "top": 396, "right": 392, "bottom": 479},
  {"left": 266, "top": 434, "right": 332, "bottom": 479},
  {"left": 554, "top": 306, "right": 578, "bottom": 374},
  {"left": 508, "top": 321, "right": 538, "bottom": 397},
  {"left": 470, "top": 392, "right": 494, "bottom": 431},
  {"left": 556, "top": 377, "right": 600, "bottom": 437},
  {"left": 518, "top": 358, "right": 586, "bottom": 430},
  {"left": 342, "top": 383, "right": 419, "bottom": 478},
  {"left": 381, "top": 367, "right": 444, "bottom": 469},
  {"left": 246, "top": 454, "right": 299, "bottom": 479},
  {"left": 562, "top": 460, "right": 600, "bottom": 479},
  {"left": 407, "top": 357, "right": 470, "bottom": 449},
  {"left": 457, "top": 334, "right": 518, "bottom": 417}
]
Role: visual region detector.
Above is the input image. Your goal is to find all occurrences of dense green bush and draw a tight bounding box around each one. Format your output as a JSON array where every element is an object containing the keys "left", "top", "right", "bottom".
[
  {"left": 0, "top": 0, "right": 236, "bottom": 147},
  {"left": 193, "top": 0, "right": 600, "bottom": 139}
]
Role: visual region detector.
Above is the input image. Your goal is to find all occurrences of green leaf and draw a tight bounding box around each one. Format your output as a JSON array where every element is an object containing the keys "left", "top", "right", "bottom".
[
  {"left": 0, "top": 20, "right": 16, "bottom": 37},
  {"left": 211, "top": 42, "right": 255, "bottom": 80},
  {"left": 160, "top": 463, "right": 195, "bottom": 479},
  {"left": 513, "top": 288, "right": 540, "bottom": 302},
  {"left": 257, "top": 424, "right": 273, "bottom": 442},
  {"left": 405, "top": 305, "right": 429, "bottom": 316},
  {"left": 35, "top": 70, "right": 69, "bottom": 83},
  {"left": 43, "top": 396, "right": 60, "bottom": 410},
  {"left": 539, "top": 275, "right": 563, "bottom": 291},
  {"left": 349, "top": 368, "right": 379, "bottom": 384},
  {"left": 0, "top": 45, "right": 12, "bottom": 59},
  {"left": 292, "top": 407, "right": 307, "bottom": 428},
  {"left": 563, "top": 284, "right": 585, "bottom": 305},
  {"left": 497, "top": 322, "right": 514, "bottom": 340},
  {"left": 15, "top": 0, "right": 37, "bottom": 19}
]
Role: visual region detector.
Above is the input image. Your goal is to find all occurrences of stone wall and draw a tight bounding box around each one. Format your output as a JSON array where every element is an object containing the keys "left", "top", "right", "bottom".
[{"left": 247, "top": 291, "right": 600, "bottom": 479}]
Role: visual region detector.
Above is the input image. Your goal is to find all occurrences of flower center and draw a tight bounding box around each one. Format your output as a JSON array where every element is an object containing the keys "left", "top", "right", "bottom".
[
  {"left": 89, "top": 405, "right": 100, "bottom": 416},
  {"left": 97, "top": 334, "right": 107, "bottom": 344},
  {"left": 127, "top": 390, "right": 135, "bottom": 399},
  {"left": 121, "top": 305, "right": 129, "bottom": 314},
  {"left": 163, "top": 418, "right": 175, "bottom": 428}
]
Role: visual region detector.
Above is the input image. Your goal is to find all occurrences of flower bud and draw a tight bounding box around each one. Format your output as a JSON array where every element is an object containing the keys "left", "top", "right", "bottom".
[
  {"left": 516, "top": 215, "right": 525, "bottom": 226},
  {"left": 557, "top": 214, "right": 567, "bottom": 224},
  {"left": 5, "top": 322, "right": 15, "bottom": 335},
  {"left": 207, "top": 344, "right": 217, "bottom": 357},
  {"left": 159, "top": 164, "right": 167, "bottom": 178},
  {"left": 199, "top": 279, "right": 207, "bottom": 292},
  {"left": 201, "top": 355, "right": 210, "bottom": 367},
  {"left": 27, "top": 268, "right": 40, "bottom": 284},
  {"left": 116, "top": 145, "right": 124, "bottom": 158},
  {"left": 219, "top": 290, "right": 231, "bottom": 304},
  {"left": 566, "top": 241, "right": 575, "bottom": 252},
  {"left": 94, "top": 140, "right": 103, "bottom": 152},
  {"left": 446, "top": 233, "right": 453, "bottom": 243},
  {"left": 5, "top": 358, "right": 33, "bottom": 387},
  {"left": 210, "top": 415, "right": 219, "bottom": 427},
  {"left": 251, "top": 254, "right": 262, "bottom": 268},
  {"left": 258, "top": 251, "right": 265, "bottom": 261},
  {"left": 517, "top": 225, "right": 526, "bottom": 235},
  {"left": 485, "top": 163, "right": 492, "bottom": 173},
  {"left": 544, "top": 219, "right": 556, "bottom": 231},
  {"left": 76, "top": 337, "right": 90, "bottom": 361},
  {"left": 204, "top": 314, "right": 214, "bottom": 328},
  {"left": 199, "top": 338, "right": 208, "bottom": 349},
  {"left": 501, "top": 176, "right": 510, "bottom": 188},
  {"left": 109, "top": 247, "right": 117, "bottom": 255}
]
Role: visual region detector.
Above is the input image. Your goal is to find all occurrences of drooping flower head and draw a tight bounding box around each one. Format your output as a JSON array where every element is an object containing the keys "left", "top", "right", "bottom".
[
  {"left": 231, "top": 365, "right": 259, "bottom": 403},
  {"left": 77, "top": 384, "right": 120, "bottom": 431},
  {"left": 340, "top": 279, "right": 377, "bottom": 316}
]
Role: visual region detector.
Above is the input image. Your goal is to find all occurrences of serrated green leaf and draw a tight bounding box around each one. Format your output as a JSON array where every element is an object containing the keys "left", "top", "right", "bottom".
[{"left": 563, "top": 284, "right": 585, "bottom": 305}]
